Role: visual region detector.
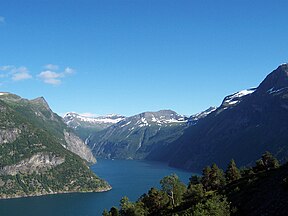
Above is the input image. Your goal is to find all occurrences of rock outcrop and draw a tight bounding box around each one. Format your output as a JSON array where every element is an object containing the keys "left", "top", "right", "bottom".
[
  {"left": 0, "top": 152, "right": 65, "bottom": 175},
  {"left": 64, "top": 130, "right": 96, "bottom": 163}
]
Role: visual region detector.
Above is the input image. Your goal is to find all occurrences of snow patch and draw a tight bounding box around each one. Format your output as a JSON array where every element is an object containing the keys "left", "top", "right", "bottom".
[
  {"left": 224, "top": 88, "right": 256, "bottom": 105},
  {"left": 120, "top": 121, "right": 131, "bottom": 128},
  {"left": 267, "top": 87, "right": 288, "bottom": 94}
]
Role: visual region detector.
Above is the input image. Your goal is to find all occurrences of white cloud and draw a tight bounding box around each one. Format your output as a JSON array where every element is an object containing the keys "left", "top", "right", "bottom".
[
  {"left": 44, "top": 64, "right": 59, "bottom": 71},
  {"left": 64, "top": 67, "right": 75, "bottom": 74},
  {"left": 0, "top": 16, "right": 5, "bottom": 24},
  {"left": 12, "top": 72, "right": 32, "bottom": 81},
  {"left": 0, "top": 65, "right": 32, "bottom": 81},
  {"left": 38, "top": 65, "right": 75, "bottom": 85},
  {"left": 38, "top": 70, "right": 62, "bottom": 85},
  {"left": 11, "top": 66, "right": 32, "bottom": 81}
]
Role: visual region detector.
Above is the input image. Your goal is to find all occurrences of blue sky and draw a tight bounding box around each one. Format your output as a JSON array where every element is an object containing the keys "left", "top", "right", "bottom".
[{"left": 1, "top": 0, "right": 288, "bottom": 117}]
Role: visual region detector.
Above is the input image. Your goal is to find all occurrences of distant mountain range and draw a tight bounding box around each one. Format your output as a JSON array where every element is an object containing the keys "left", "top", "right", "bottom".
[
  {"left": 0, "top": 93, "right": 110, "bottom": 199},
  {"left": 64, "top": 64, "right": 288, "bottom": 172},
  {"left": 64, "top": 108, "right": 216, "bottom": 160}
]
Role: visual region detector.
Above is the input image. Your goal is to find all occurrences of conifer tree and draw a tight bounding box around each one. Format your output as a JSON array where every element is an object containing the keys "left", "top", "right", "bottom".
[
  {"left": 202, "top": 166, "right": 212, "bottom": 190},
  {"left": 210, "top": 163, "right": 226, "bottom": 190},
  {"left": 202, "top": 164, "right": 226, "bottom": 191},
  {"left": 255, "top": 151, "right": 280, "bottom": 172},
  {"left": 225, "top": 159, "right": 241, "bottom": 183}
]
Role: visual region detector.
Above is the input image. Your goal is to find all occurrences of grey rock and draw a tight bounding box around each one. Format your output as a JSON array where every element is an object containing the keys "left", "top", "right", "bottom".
[
  {"left": 64, "top": 130, "right": 96, "bottom": 163},
  {"left": 0, "top": 128, "right": 21, "bottom": 145},
  {"left": 0, "top": 152, "right": 65, "bottom": 175}
]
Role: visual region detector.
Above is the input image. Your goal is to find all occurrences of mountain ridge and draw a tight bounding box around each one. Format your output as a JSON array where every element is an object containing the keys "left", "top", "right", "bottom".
[{"left": 163, "top": 64, "right": 288, "bottom": 171}]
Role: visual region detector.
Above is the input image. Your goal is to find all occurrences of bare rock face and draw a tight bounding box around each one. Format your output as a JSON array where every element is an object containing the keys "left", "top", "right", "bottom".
[
  {"left": 0, "top": 128, "right": 21, "bottom": 145},
  {"left": 63, "top": 130, "right": 96, "bottom": 164},
  {"left": 0, "top": 152, "right": 65, "bottom": 175}
]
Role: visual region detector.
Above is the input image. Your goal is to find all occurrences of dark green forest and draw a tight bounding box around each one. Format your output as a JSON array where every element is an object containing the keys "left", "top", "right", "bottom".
[{"left": 103, "top": 152, "right": 288, "bottom": 216}]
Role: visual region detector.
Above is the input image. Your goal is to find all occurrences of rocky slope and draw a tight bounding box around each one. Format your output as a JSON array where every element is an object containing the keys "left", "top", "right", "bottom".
[
  {"left": 157, "top": 64, "right": 288, "bottom": 171},
  {"left": 0, "top": 93, "right": 110, "bottom": 199}
]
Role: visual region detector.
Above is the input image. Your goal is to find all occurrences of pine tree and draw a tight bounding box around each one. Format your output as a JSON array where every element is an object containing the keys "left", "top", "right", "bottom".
[
  {"left": 254, "top": 151, "right": 280, "bottom": 172},
  {"left": 202, "top": 164, "right": 226, "bottom": 191},
  {"left": 188, "top": 175, "right": 201, "bottom": 189},
  {"left": 210, "top": 163, "right": 226, "bottom": 190},
  {"left": 140, "top": 187, "right": 168, "bottom": 215},
  {"left": 202, "top": 166, "right": 212, "bottom": 190},
  {"left": 183, "top": 183, "right": 205, "bottom": 206},
  {"left": 225, "top": 159, "right": 241, "bottom": 183}
]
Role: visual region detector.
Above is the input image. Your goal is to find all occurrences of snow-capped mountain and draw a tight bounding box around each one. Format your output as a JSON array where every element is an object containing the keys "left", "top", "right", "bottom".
[
  {"left": 86, "top": 109, "right": 215, "bottom": 160},
  {"left": 63, "top": 107, "right": 217, "bottom": 161},
  {"left": 63, "top": 112, "right": 125, "bottom": 140},
  {"left": 116, "top": 110, "right": 188, "bottom": 129},
  {"left": 64, "top": 112, "right": 125, "bottom": 128}
]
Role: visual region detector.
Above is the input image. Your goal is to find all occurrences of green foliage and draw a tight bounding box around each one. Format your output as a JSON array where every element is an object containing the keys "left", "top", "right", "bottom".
[
  {"left": 139, "top": 187, "right": 168, "bottom": 215},
  {"left": 160, "top": 174, "right": 187, "bottom": 207},
  {"left": 192, "top": 194, "right": 230, "bottom": 216},
  {"left": 202, "top": 164, "right": 226, "bottom": 191},
  {"left": 106, "top": 154, "right": 284, "bottom": 216},
  {"left": 110, "top": 207, "right": 120, "bottom": 216},
  {"left": 102, "top": 209, "right": 110, "bottom": 216},
  {"left": 183, "top": 184, "right": 205, "bottom": 206},
  {"left": 187, "top": 175, "right": 201, "bottom": 189},
  {"left": 119, "top": 197, "right": 146, "bottom": 216},
  {"left": 254, "top": 151, "right": 280, "bottom": 172},
  {"left": 103, "top": 207, "right": 120, "bottom": 216},
  {"left": 225, "top": 159, "right": 241, "bottom": 183}
]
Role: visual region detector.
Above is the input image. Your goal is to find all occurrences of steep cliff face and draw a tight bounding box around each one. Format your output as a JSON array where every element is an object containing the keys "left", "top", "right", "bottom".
[
  {"left": 64, "top": 130, "right": 96, "bottom": 163},
  {"left": 0, "top": 153, "right": 65, "bottom": 176},
  {"left": 0, "top": 92, "right": 110, "bottom": 199}
]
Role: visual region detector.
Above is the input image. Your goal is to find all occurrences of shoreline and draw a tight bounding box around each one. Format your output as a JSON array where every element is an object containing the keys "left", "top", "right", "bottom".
[{"left": 0, "top": 185, "right": 112, "bottom": 200}]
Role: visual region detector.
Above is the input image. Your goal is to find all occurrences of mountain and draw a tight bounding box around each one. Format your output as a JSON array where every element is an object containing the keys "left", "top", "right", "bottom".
[
  {"left": 0, "top": 93, "right": 110, "bottom": 199},
  {"left": 63, "top": 112, "right": 125, "bottom": 141},
  {"left": 157, "top": 64, "right": 288, "bottom": 171},
  {"left": 86, "top": 109, "right": 215, "bottom": 160}
]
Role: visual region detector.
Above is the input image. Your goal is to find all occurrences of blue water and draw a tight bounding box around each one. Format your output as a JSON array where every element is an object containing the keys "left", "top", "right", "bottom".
[{"left": 0, "top": 159, "right": 192, "bottom": 216}]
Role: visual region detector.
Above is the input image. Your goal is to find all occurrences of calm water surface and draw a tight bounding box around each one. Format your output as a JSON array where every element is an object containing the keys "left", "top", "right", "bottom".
[{"left": 0, "top": 159, "right": 192, "bottom": 216}]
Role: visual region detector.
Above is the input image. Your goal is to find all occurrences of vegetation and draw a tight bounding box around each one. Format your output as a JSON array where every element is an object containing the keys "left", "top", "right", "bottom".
[
  {"left": 103, "top": 151, "right": 286, "bottom": 216},
  {"left": 0, "top": 94, "right": 110, "bottom": 198}
]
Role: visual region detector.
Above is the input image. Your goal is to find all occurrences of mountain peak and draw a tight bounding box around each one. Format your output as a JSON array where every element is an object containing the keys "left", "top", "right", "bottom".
[
  {"left": 30, "top": 96, "right": 51, "bottom": 110},
  {"left": 257, "top": 64, "right": 288, "bottom": 93}
]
